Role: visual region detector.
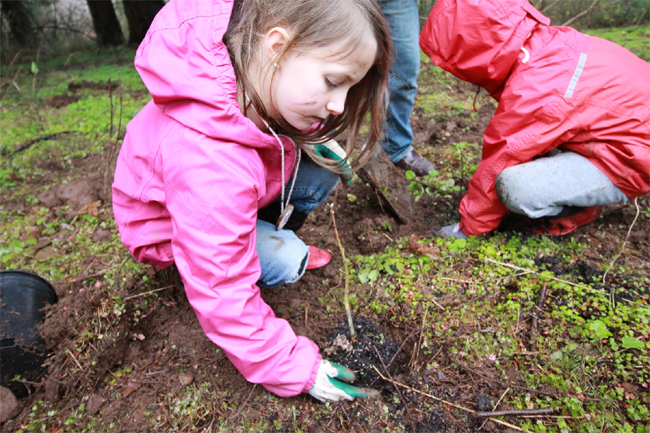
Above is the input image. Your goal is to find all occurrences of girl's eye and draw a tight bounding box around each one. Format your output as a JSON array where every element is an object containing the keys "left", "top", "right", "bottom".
[{"left": 325, "top": 78, "right": 338, "bottom": 89}]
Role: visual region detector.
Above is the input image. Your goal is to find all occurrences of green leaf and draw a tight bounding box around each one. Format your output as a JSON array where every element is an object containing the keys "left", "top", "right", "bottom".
[
  {"left": 621, "top": 336, "right": 645, "bottom": 350},
  {"left": 589, "top": 320, "right": 612, "bottom": 339},
  {"left": 357, "top": 269, "right": 370, "bottom": 284},
  {"left": 448, "top": 238, "right": 467, "bottom": 253},
  {"left": 31, "top": 62, "right": 39, "bottom": 74}
]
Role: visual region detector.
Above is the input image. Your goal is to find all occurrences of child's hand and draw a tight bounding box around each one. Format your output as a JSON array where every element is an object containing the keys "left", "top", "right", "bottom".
[
  {"left": 308, "top": 360, "right": 380, "bottom": 402},
  {"left": 312, "top": 139, "right": 353, "bottom": 184}
]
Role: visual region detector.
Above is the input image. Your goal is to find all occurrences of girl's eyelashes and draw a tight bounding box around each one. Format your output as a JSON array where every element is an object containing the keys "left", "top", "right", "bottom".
[{"left": 325, "top": 78, "right": 338, "bottom": 89}]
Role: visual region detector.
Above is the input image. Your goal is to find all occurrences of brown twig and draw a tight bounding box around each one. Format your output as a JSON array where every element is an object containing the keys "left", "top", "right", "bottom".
[
  {"left": 103, "top": 72, "right": 123, "bottom": 198},
  {"left": 425, "top": 345, "right": 444, "bottom": 370},
  {"left": 227, "top": 384, "right": 257, "bottom": 421},
  {"left": 409, "top": 308, "right": 428, "bottom": 370},
  {"left": 122, "top": 285, "right": 175, "bottom": 301},
  {"left": 562, "top": 0, "right": 599, "bottom": 26},
  {"left": 476, "top": 408, "right": 554, "bottom": 417},
  {"left": 478, "top": 387, "right": 510, "bottom": 432},
  {"left": 387, "top": 329, "right": 417, "bottom": 369},
  {"left": 373, "top": 346, "right": 405, "bottom": 405},
  {"left": 108, "top": 78, "right": 114, "bottom": 139},
  {"left": 304, "top": 303, "right": 309, "bottom": 327},
  {"left": 3, "top": 131, "right": 74, "bottom": 157}
]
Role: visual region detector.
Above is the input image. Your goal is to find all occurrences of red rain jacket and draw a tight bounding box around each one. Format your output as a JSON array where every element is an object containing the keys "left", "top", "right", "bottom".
[{"left": 420, "top": 0, "right": 650, "bottom": 235}]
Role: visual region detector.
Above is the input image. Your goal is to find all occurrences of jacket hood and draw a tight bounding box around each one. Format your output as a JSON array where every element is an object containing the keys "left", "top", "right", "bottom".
[
  {"left": 420, "top": 0, "right": 550, "bottom": 98},
  {"left": 134, "top": 0, "right": 274, "bottom": 149}
]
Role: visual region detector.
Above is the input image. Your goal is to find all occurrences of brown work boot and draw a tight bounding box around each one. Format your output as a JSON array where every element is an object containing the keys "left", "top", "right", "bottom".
[{"left": 394, "top": 150, "right": 437, "bottom": 177}]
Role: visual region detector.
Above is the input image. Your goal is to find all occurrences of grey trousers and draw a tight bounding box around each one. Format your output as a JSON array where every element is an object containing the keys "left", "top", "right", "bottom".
[{"left": 495, "top": 151, "right": 628, "bottom": 219}]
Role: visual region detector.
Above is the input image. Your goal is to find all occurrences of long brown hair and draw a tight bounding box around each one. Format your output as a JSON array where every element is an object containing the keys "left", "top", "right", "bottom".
[{"left": 224, "top": 0, "right": 391, "bottom": 172}]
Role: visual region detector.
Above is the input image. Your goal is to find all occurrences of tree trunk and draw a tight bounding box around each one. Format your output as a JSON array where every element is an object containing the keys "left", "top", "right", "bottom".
[
  {"left": 0, "top": 0, "right": 36, "bottom": 48},
  {"left": 122, "top": 0, "right": 164, "bottom": 47},
  {"left": 86, "top": 0, "right": 124, "bottom": 47}
]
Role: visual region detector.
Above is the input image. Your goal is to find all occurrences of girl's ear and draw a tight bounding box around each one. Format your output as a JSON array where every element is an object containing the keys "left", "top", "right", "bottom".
[{"left": 263, "top": 27, "right": 291, "bottom": 63}]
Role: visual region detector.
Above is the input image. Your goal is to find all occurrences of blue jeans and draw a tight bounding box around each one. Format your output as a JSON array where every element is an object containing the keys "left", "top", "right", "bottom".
[
  {"left": 256, "top": 157, "right": 339, "bottom": 288},
  {"left": 378, "top": 0, "right": 421, "bottom": 163},
  {"left": 495, "top": 151, "right": 628, "bottom": 218}
]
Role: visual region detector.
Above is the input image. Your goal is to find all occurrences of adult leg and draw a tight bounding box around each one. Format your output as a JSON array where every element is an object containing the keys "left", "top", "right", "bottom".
[
  {"left": 495, "top": 151, "right": 628, "bottom": 218},
  {"left": 378, "top": 0, "right": 435, "bottom": 176}
]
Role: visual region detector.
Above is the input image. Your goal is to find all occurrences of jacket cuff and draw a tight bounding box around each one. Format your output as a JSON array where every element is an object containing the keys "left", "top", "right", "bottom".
[{"left": 302, "top": 352, "right": 322, "bottom": 393}]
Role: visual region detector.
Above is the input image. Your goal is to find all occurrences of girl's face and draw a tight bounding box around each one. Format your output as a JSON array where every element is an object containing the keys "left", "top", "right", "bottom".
[{"left": 266, "top": 34, "right": 377, "bottom": 131}]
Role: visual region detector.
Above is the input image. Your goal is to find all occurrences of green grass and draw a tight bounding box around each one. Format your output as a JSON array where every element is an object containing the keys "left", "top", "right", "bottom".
[{"left": 584, "top": 26, "right": 650, "bottom": 61}]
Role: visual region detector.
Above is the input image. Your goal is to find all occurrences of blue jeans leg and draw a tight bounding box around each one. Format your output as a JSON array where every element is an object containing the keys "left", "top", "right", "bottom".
[
  {"left": 256, "top": 156, "right": 339, "bottom": 287},
  {"left": 378, "top": 0, "right": 420, "bottom": 163},
  {"left": 495, "top": 151, "right": 629, "bottom": 218},
  {"left": 287, "top": 156, "right": 340, "bottom": 214},
  {"left": 256, "top": 220, "right": 309, "bottom": 288}
]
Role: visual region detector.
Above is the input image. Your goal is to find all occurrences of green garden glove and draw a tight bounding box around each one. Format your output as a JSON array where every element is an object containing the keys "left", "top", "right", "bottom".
[
  {"left": 312, "top": 139, "right": 353, "bottom": 184},
  {"left": 308, "top": 360, "right": 380, "bottom": 402}
]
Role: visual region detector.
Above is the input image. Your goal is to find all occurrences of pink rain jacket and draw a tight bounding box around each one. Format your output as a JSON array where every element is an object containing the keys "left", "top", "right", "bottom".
[
  {"left": 112, "top": 0, "right": 320, "bottom": 397},
  {"left": 420, "top": 0, "right": 650, "bottom": 235}
]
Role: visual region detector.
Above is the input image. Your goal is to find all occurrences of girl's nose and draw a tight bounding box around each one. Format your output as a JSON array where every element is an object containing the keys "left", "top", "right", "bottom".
[{"left": 326, "top": 91, "right": 346, "bottom": 116}]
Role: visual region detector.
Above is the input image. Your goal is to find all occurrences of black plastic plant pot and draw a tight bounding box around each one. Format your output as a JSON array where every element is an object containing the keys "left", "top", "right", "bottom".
[{"left": 0, "top": 270, "right": 58, "bottom": 398}]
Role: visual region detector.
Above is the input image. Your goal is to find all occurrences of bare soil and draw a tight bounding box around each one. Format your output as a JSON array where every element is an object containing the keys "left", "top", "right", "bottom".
[{"left": 2, "top": 61, "right": 649, "bottom": 432}]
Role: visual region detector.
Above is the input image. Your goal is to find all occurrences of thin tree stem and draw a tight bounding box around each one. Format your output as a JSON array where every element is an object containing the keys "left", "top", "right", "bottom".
[{"left": 330, "top": 205, "right": 355, "bottom": 338}]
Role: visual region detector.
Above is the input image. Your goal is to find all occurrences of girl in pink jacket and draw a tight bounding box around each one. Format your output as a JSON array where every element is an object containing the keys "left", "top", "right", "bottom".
[{"left": 112, "top": 0, "right": 391, "bottom": 401}]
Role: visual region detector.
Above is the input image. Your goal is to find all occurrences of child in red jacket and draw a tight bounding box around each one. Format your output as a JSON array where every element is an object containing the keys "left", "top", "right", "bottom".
[{"left": 420, "top": 0, "right": 650, "bottom": 237}]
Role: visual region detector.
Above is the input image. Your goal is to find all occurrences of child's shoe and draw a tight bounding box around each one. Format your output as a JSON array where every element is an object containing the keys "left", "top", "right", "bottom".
[
  {"left": 306, "top": 246, "right": 332, "bottom": 270},
  {"left": 529, "top": 206, "right": 601, "bottom": 236}
]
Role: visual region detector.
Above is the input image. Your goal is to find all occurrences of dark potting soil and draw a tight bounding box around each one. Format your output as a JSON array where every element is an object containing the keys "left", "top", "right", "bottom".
[{"left": 321, "top": 316, "right": 399, "bottom": 387}]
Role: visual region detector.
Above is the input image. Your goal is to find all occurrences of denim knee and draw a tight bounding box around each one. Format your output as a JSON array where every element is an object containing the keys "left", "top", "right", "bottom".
[
  {"left": 289, "top": 158, "right": 339, "bottom": 214},
  {"left": 256, "top": 220, "right": 308, "bottom": 288}
]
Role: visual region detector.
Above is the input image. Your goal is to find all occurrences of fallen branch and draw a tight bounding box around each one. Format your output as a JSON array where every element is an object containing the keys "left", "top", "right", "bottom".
[
  {"left": 478, "top": 387, "right": 510, "bottom": 432},
  {"left": 3, "top": 131, "right": 74, "bottom": 157},
  {"left": 562, "top": 0, "right": 599, "bottom": 27},
  {"left": 476, "top": 408, "right": 555, "bottom": 417}
]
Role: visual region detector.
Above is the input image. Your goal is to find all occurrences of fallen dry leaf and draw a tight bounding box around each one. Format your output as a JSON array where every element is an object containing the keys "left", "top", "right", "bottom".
[
  {"left": 408, "top": 234, "right": 440, "bottom": 259},
  {"left": 123, "top": 381, "right": 141, "bottom": 398},
  {"left": 77, "top": 200, "right": 102, "bottom": 216},
  {"left": 178, "top": 374, "right": 194, "bottom": 386}
]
